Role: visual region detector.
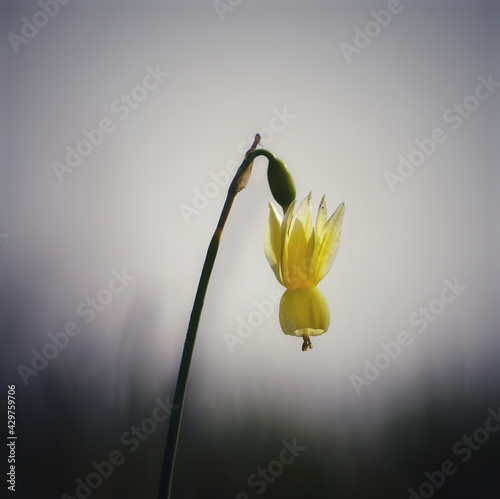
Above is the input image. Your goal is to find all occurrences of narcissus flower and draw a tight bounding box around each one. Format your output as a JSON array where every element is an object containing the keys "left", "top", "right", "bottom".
[{"left": 264, "top": 193, "right": 345, "bottom": 351}]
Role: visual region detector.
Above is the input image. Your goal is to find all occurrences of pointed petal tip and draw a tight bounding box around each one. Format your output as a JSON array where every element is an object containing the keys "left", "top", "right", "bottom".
[
  {"left": 284, "top": 199, "right": 297, "bottom": 216},
  {"left": 329, "top": 202, "right": 345, "bottom": 226},
  {"left": 334, "top": 202, "right": 346, "bottom": 214},
  {"left": 318, "top": 195, "right": 327, "bottom": 212}
]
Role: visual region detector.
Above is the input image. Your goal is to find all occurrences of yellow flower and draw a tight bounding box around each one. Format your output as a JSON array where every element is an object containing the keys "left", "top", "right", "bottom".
[{"left": 264, "top": 193, "right": 345, "bottom": 351}]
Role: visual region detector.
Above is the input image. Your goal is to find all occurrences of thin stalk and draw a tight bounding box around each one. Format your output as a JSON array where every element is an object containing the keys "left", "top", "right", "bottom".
[{"left": 157, "top": 134, "right": 261, "bottom": 499}]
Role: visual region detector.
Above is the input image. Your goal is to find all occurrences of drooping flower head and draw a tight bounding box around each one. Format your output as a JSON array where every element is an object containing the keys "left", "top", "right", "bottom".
[{"left": 264, "top": 193, "right": 345, "bottom": 351}]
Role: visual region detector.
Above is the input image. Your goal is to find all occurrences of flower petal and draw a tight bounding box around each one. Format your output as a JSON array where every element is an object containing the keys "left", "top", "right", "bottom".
[
  {"left": 312, "top": 202, "right": 345, "bottom": 283},
  {"left": 316, "top": 195, "right": 328, "bottom": 237},
  {"left": 284, "top": 193, "right": 315, "bottom": 286},
  {"left": 264, "top": 203, "right": 284, "bottom": 285},
  {"left": 280, "top": 199, "right": 296, "bottom": 286}
]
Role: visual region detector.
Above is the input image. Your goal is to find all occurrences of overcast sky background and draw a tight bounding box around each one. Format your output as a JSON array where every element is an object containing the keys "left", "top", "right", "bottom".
[{"left": 1, "top": 1, "right": 499, "bottom": 498}]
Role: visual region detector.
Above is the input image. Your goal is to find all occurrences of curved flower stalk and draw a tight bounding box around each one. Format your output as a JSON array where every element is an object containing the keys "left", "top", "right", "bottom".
[
  {"left": 158, "top": 135, "right": 296, "bottom": 499},
  {"left": 264, "top": 193, "right": 345, "bottom": 351}
]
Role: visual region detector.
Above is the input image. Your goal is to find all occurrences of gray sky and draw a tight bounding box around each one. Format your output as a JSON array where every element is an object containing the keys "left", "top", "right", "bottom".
[{"left": 1, "top": 1, "right": 499, "bottom": 497}]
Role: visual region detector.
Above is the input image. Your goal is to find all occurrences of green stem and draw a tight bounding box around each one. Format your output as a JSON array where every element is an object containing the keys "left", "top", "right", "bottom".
[{"left": 157, "top": 134, "right": 261, "bottom": 499}]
